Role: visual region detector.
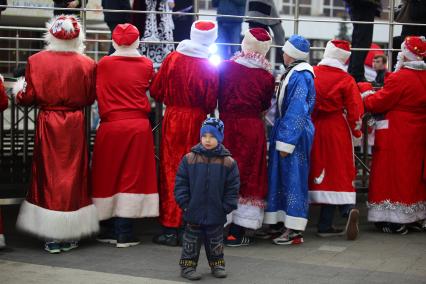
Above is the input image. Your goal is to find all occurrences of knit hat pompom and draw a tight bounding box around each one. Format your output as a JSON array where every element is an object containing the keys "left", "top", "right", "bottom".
[{"left": 200, "top": 117, "right": 224, "bottom": 143}]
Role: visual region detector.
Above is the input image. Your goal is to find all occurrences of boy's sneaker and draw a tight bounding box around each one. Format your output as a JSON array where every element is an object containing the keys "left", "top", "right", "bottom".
[
  {"left": 61, "top": 241, "right": 78, "bottom": 252},
  {"left": 96, "top": 232, "right": 117, "bottom": 244},
  {"left": 44, "top": 241, "right": 61, "bottom": 254},
  {"left": 116, "top": 235, "right": 140, "bottom": 248},
  {"left": 272, "top": 230, "right": 303, "bottom": 245},
  {"left": 211, "top": 266, "right": 227, "bottom": 278},
  {"left": 224, "top": 235, "right": 250, "bottom": 247},
  {"left": 317, "top": 227, "right": 345, "bottom": 238},
  {"left": 345, "top": 209, "right": 360, "bottom": 240},
  {"left": 181, "top": 267, "right": 202, "bottom": 281},
  {"left": 153, "top": 233, "right": 178, "bottom": 247}
]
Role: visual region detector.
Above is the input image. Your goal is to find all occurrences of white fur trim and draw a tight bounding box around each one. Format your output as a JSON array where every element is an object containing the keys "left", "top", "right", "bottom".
[
  {"left": 352, "top": 135, "right": 362, "bottom": 147},
  {"left": 92, "top": 193, "right": 159, "bottom": 220},
  {"left": 0, "top": 74, "right": 4, "bottom": 83},
  {"left": 44, "top": 17, "right": 85, "bottom": 54},
  {"left": 364, "top": 66, "right": 376, "bottom": 82},
  {"left": 16, "top": 200, "right": 99, "bottom": 241},
  {"left": 318, "top": 58, "right": 347, "bottom": 72},
  {"left": 176, "top": 40, "right": 210, "bottom": 58},
  {"left": 375, "top": 120, "right": 389, "bottom": 130},
  {"left": 190, "top": 20, "right": 218, "bottom": 47},
  {"left": 112, "top": 38, "right": 140, "bottom": 56},
  {"left": 13, "top": 77, "right": 26, "bottom": 96},
  {"left": 361, "top": 90, "right": 375, "bottom": 99},
  {"left": 242, "top": 29, "right": 272, "bottom": 57},
  {"left": 263, "top": 210, "right": 308, "bottom": 231},
  {"left": 230, "top": 203, "right": 264, "bottom": 230},
  {"left": 309, "top": 191, "right": 356, "bottom": 205},
  {"left": 282, "top": 41, "right": 309, "bottom": 60},
  {"left": 323, "top": 41, "right": 351, "bottom": 64},
  {"left": 0, "top": 235, "right": 5, "bottom": 248},
  {"left": 275, "top": 141, "right": 295, "bottom": 154},
  {"left": 368, "top": 207, "right": 426, "bottom": 224}
]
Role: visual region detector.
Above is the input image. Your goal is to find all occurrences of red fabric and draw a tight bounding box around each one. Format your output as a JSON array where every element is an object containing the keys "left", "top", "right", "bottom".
[
  {"left": 0, "top": 81, "right": 7, "bottom": 111},
  {"left": 50, "top": 15, "right": 80, "bottom": 40},
  {"left": 16, "top": 51, "right": 96, "bottom": 212},
  {"left": 112, "top": 24, "right": 139, "bottom": 46},
  {"left": 150, "top": 52, "right": 218, "bottom": 228},
  {"left": 405, "top": 36, "right": 426, "bottom": 57},
  {"left": 195, "top": 21, "right": 215, "bottom": 31},
  {"left": 309, "top": 65, "right": 364, "bottom": 201},
  {"left": 364, "top": 43, "right": 384, "bottom": 68},
  {"left": 218, "top": 61, "right": 275, "bottom": 203},
  {"left": 364, "top": 68, "right": 426, "bottom": 206},
  {"left": 92, "top": 56, "right": 157, "bottom": 206},
  {"left": 249, "top": 28, "right": 271, "bottom": 41},
  {"left": 331, "top": 39, "right": 351, "bottom": 52}
]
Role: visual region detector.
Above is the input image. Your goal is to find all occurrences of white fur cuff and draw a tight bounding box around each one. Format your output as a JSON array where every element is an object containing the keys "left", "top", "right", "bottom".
[
  {"left": 276, "top": 141, "right": 295, "bottom": 154},
  {"left": 12, "top": 77, "right": 26, "bottom": 96}
]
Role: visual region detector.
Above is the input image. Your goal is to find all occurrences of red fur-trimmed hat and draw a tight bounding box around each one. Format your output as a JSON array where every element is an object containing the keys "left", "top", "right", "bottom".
[
  {"left": 323, "top": 39, "right": 351, "bottom": 63},
  {"left": 49, "top": 15, "right": 81, "bottom": 40},
  {"left": 190, "top": 20, "right": 218, "bottom": 46},
  {"left": 112, "top": 23, "right": 140, "bottom": 46},
  {"left": 402, "top": 36, "right": 426, "bottom": 60},
  {"left": 241, "top": 28, "right": 272, "bottom": 56}
]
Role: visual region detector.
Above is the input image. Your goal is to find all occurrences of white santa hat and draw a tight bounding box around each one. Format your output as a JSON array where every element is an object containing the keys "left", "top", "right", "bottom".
[
  {"left": 190, "top": 20, "right": 218, "bottom": 47},
  {"left": 241, "top": 28, "right": 272, "bottom": 57},
  {"left": 44, "top": 15, "right": 85, "bottom": 54},
  {"left": 323, "top": 39, "right": 351, "bottom": 64}
]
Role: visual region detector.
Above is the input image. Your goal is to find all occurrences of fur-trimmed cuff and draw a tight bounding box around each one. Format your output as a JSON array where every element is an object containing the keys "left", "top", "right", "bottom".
[
  {"left": 361, "top": 90, "right": 375, "bottom": 99},
  {"left": 276, "top": 141, "right": 295, "bottom": 154},
  {"left": 12, "top": 77, "right": 26, "bottom": 96}
]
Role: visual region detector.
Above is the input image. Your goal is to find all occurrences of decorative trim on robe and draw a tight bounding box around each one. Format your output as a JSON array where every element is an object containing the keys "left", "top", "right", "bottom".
[
  {"left": 367, "top": 200, "right": 426, "bottom": 224},
  {"left": 263, "top": 210, "right": 308, "bottom": 231}
]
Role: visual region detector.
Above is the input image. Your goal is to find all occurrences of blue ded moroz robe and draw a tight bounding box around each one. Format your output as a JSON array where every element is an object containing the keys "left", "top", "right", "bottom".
[{"left": 264, "top": 62, "right": 316, "bottom": 231}]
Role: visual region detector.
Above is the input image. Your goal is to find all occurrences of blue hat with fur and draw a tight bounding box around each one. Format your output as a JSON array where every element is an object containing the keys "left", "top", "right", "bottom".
[{"left": 200, "top": 117, "right": 224, "bottom": 143}]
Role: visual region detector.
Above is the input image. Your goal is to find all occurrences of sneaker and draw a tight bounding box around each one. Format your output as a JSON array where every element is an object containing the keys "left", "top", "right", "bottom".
[
  {"left": 379, "top": 223, "right": 408, "bottom": 235},
  {"left": 116, "top": 235, "right": 140, "bottom": 248},
  {"left": 211, "top": 266, "right": 227, "bottom": 278},
  {"left": 181, "top": 267, "right": 202, "bottom": 281},
  {"left": 317, "top": 227, "right": 345, "bottom": 238},
  {"left": 44, "top": 241, "right": 61, "bottom": 254},
  {"left": 224, "top": 235, "right": 250, "bottom": 247},
  {"left": 272, "top": 230, "right": 303, "bottom": 245},
  {"left": 0, "top": 235, "right": 5, "bottom": 249},
  {"left": 61, "top": 241, "right": 78, "bottom": 252},
  {"left": 96, "top": 232, "right": 117, "bottom": 244},
  {"left": 406, "top": 222, "right": 423, "bottom": 232},
  {"left": 152, "top": 233, "right": 178, "bottom": 247},
  {"left": 345, "top": 209, "right": 360, "bottom": 241}
]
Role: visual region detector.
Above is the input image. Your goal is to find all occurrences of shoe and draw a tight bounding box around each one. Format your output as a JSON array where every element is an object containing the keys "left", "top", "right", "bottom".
[
  {"left": 317, "top": 227, "right": 345, "bottom": 238},
  {"left": 96, "top": 233, "right": 117, "bottom": 244},
  {"left": 224, "top": 235, "right": 250, "bottom": 247},
  {"left": 0, "top": 235, "right": 5, "bottom": 249},
  {"left": 345, "top": 209, "right": 360, "bottom": 240},
  {"left": 152, "top": 233, "right": 178, "bottom": 247},
  {"left": 406, "top": 222, "right": 423, "bottom": 232},
  {"left": 44, "top": 242, "right": 61, "bottom": 254},
  {"left": 211, "top": 266, "right": 227, "bottom": 278},
  {"left": 61, "top": 241, "right": 78, "bottom": 252},
  {"left": 423, "top": 220, "right": 426, "bottom": 231},
  {"left": 379, "top": 223, "right": 408, "bottom": 235},
  {"left": 116, "top": 235, "right": 140, "bottom": 248},
  {"left": 272, "top": 230, "right": 303, "bottom": 245},
  {"left": 181, "top": 267, "right": 202, "bottom": 281}
]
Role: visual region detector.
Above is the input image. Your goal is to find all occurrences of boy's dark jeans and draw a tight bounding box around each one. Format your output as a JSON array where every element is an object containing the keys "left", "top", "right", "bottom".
[
  {"left": 100, "top": 217, "right": 134, "bottom": 239},
  {"left": 180, "top": 223, "right": 225, "bottom": 269}
]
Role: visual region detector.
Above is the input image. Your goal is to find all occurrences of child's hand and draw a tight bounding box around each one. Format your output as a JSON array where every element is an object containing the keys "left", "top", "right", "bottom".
[{"left": 279, "top": 151, "right": 289, "bottom": 158}]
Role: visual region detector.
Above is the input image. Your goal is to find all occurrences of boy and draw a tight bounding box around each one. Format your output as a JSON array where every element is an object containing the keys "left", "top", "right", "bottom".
[{"left": 174, "top": 118, "right": 240, "bottom": 280}]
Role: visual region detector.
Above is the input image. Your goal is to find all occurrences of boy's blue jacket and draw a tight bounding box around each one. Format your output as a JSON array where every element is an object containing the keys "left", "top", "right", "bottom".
[{"left": 174, "top": 143, "right": 240, "bottom": 226}]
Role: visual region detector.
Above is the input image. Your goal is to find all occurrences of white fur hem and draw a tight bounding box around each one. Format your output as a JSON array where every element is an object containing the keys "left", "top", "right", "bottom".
[
  {"left": 282, "top": 41, "right": 309, "bottom": 60},
  {"left": 229, "top": 203, "right": 264, "bottom": 230},
  {"left": 276, "top": 141, "right": 295, "bottom": 154},
  {"left": 92, "top": 193, "right": 159, "bottom": 221},
  {"left": 309, "top": 191, "right": 356, "bottom": 205},
  {"left": 263, "top": 210, "right": 308, "bottom": 231},
  {"left": 368, "top": 208, "right": 426, "bottom": 224},
  {"left": 16, "top": 200, "right": 99, "bottom": 241},
  {"left": 0, "top": 235, "right": 5, "bottom": 248}
]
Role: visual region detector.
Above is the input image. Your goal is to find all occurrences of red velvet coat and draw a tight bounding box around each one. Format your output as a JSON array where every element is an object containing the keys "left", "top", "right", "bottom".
[
  {"left": 150, "top": 51, "right": 218, "bottom": 228},
  {"left": 364, "top": 67, "right": 426, "bottom": 223},
  {"left": 218, "top": 60, "right": 274, "bottom": 205},
  {"left": 91, "top": 56, "right": 159, "bottom": 220},
  {"left": 309, "top": 65, "right": 363, "bottom": 205},
  {"left": 15, "top": 51, "right": 99, "bottom": 240},
  {"left": 0, "top": 79, "right": 7, "bottom": 111}
]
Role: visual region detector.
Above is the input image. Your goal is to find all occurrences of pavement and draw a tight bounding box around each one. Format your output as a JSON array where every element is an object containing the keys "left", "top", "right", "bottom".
[{"left": 1, "top": 199, "right": 426, "bottom": 284}]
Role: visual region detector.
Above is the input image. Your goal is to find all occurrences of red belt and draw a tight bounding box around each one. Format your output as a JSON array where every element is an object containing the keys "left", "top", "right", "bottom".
[
  {"left": 41, "top": 106, "right": 82, "bottom": 111},
  {"left": 101, "top": 110, "right": 148, "bottom": 122},
  {"left": 166, "top": 106, "right": 206, "bottom": 114}
]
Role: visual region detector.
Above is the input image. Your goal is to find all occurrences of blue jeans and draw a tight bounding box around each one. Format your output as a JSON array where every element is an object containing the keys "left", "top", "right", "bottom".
[
  {"left": 101, "top": 217, "right": 134, "bottom": 239},
  {"left": 318, "top": 204, "right": 354, "bottom": 232},
  {"left": 217, "top": 22, "right": 242, "bottom": 60}
]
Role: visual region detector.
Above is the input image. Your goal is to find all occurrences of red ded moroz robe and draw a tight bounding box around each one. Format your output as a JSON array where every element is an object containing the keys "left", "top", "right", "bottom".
[
  {"left": 91, "top": 55, "right": 159, "bottom": 220},
  {"left": 364, "top": 66, "right": 426, "bottom": 223},
  {"left": 0, "top": 77, "right": 7, "bottom": 246},
  {"left": 309, "top": 64, "right": 363, "bottom": 205},
  {"left": 218, "top": 59, "right": 275, "bottom": 229},
  {"left": 16, "top": 51, "right": 99, "bottom": 240},
  {"left": 150, "top": 51, "right": 218, "bottom": 228}
]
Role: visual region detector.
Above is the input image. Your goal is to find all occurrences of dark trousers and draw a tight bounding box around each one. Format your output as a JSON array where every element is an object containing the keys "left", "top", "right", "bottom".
[
  {"left": 318, "top": 204, "right": 354, "bottom": 232},
  {"left": 180, "top": 224, "right": 225, "bottom": 269},
  {"left": 100, "top": 217, "right": 134, "bottom": 238},
  {"left": 217, "top": 22, "right": 242, "bottom": 59},
  {"left": 348, "top": 8, "right": 376, "bottom": 82}
]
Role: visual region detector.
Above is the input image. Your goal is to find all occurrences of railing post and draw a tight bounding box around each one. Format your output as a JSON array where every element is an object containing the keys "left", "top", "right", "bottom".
[
  {"left": 194, "top": 0, "right": 199, "bottom": 21},
  {"left": 294, "top": 0, "right": 300, "bottom": 34},
  {"left": 388, "top": 0, "right": 395, "bottom": 70}
]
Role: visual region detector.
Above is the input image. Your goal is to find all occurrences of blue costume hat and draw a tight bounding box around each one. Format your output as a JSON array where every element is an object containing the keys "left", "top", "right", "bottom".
[
  {"left": 200, "top": 117, "right": 224, "bottom": 143},
  {"left": 282, "top": 34, "right": 310, "bottom": 60}
]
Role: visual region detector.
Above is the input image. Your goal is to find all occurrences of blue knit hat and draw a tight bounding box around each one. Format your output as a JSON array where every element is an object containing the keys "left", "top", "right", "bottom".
[
  {"left": 282, "top": 34, "right": 310, "bottom": 60},
  {"left": 200, "top": 117, "right": 224, "bottom": 143}
]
